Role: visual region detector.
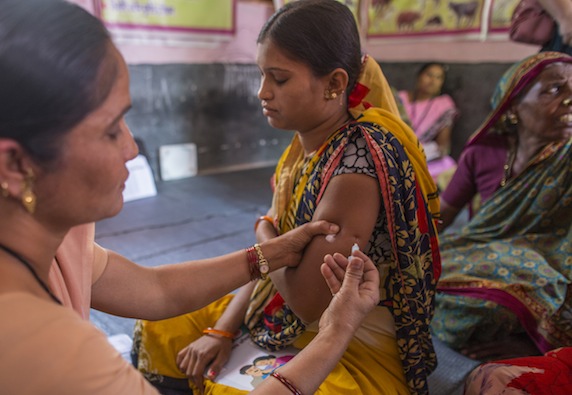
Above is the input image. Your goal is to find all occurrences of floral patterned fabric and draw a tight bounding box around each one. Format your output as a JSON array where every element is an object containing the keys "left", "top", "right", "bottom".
[
  {"left": 433, "top": 139, "right": 572, "bottom": 352},
  {"left": 246, "top": 118, "right": 441, "bottom": 395}
]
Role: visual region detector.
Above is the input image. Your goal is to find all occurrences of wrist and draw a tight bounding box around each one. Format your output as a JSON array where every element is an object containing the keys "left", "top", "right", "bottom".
[
  {"left": 245, "top": 244, "right": 270, "bottom": 280},
  {"left": 254, "top": 215, "right": 278, "bottom": 233},
  {"left": 202, "top": 327, "right": 236, "bottom": 340}
]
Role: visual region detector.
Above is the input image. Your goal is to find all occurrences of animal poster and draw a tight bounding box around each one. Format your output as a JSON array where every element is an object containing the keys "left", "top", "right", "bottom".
[
  {"left": 488, "top": 0, "right": 521, "bottom": 33},
  {"left": 94, "top": 0, "right": 236, "bottom": 45},
  {"left": 367, "top": 0, "right": 486, "bottom": 39},
  {"left": 213, "top": 330, "right": 299, "bottom": 391}
]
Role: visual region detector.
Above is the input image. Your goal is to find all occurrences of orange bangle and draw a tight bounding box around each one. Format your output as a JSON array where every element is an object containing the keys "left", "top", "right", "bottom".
[
  {"left": 202, "top": 327, "right": 235, "bottom": 340},
  {"left": 254, "top": 215, "right": 275, "bottom": 232}
]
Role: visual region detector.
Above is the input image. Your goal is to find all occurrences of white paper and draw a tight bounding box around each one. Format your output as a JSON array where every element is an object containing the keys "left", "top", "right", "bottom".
[{"left": 123, "top": 155, "right": 157, "bottom": 202}]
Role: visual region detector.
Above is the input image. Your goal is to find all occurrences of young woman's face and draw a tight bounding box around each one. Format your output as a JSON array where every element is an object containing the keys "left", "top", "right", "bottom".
[
  {"left": 515, "top": 62, "right": 572, "bottom": 143},
  {"left": 256, "top": 39, "right": 332, "bottom": 133},
  {"left": 36, "top": 48, "right": 138, "bottom": 228},
  {"left": 416, "top": 64, "right": 445, "bottom": 97}
]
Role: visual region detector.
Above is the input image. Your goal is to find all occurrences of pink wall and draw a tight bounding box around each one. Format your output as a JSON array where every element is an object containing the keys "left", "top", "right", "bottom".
[{"left": 71, "top": 0, "right": 537, "bottom": 64}]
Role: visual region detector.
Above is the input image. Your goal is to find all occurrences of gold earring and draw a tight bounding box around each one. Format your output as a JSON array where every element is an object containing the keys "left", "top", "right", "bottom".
[
  {"left": 563, "top": 98, "right": 572, "bottom": 106},
  {"left": 507, "top": 113, "right": 518, "bottom": 125},
  {"left": 21, "top": 169, "right": 36, "bottom": 214},
  {"left": 1, "top": 181, "right": 8, "bottom": 198},
  {"left": 339, "top": 90, "right": 345, "bottom": 106},
  {"left": 324, "top": 90, "right": 337, "bottom": 100}
]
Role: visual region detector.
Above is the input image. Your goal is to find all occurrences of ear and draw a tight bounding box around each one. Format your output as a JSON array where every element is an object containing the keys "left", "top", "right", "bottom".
[
  {"left": 326, "top": 68, "right": 349, "bottom": 96},
  {"left": 0, "top": 139, "right": 37, "bottom": 197}
]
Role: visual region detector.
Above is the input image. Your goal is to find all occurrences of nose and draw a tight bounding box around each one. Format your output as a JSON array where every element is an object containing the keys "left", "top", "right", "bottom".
[
  {"left": 257, "top": 76, "right": 271, "bottom": 102},
  {"left": 121, "top": 120, "right": 139, "bottom": 161}
]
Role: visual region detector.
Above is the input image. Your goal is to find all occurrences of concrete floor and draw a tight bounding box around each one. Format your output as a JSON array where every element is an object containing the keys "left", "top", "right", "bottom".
[
  {"left": 92, "top": 166, "right": 274, "bottom": 336},
  {"left": 92, "top": 165, "right": 477, "bottom": 395}
]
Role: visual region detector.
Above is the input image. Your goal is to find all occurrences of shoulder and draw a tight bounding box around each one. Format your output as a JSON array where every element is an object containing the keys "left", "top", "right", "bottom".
[{"left": 0, "top": 294, "right": 157, "bottom": 395}]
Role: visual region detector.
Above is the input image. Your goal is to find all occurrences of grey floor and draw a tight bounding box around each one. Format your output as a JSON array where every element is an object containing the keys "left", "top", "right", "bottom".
[{"left": 93, "top": 166, "right": 478, "bottom": 395}]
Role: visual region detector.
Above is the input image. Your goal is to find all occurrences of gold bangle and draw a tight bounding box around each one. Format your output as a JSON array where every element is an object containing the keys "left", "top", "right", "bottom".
[
  {"left": 202, "top": 327, "right": 235, "bottom": 340},
  {"left": 254, "top": 215, "right": 275, "bottom": 232},
  {"left": 253, "top": 243, "right": 269, "bottom": 280}
]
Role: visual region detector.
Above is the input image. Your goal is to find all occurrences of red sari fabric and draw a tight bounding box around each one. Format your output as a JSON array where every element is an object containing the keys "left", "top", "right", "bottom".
[{"left": 465, "top": 347, "right": 572, "bottom": 395}]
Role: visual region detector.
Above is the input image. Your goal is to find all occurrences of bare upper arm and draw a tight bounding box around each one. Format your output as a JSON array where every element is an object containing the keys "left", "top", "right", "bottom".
[{"left": 270, "top": 172, "right": 381, "bottom": 323}]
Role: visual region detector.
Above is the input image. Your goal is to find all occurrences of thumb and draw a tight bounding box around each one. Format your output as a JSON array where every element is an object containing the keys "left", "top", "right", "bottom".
[{"left": 340, "top": 257, "right": 364, "bottom": 291}]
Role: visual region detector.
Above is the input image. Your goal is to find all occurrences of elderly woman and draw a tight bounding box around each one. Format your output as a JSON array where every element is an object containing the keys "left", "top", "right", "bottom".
[
  {"left": 0, "top": 1, "right": 383, "bottom": 394},
  {"left": 432, "top": 52, "right": 572, "bottom": 363}
]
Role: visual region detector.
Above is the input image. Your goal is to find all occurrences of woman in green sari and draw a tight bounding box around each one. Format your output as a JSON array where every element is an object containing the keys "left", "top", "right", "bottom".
[{"left": 432, "top": 51, "right": 572, "bottom": 361}]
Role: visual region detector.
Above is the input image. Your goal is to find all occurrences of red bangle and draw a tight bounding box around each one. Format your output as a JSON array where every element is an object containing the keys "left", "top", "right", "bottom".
[
  {"left": 245, "top": 244, "right": 270, "bottom": 281},
  {"left": 202, "top": 327, "right": 235, "bottom": 340},
  {"left": 246, "top": 245, "right": 259, "bottom": 281},
  {"left": 270, "top": 371, "right": 303, "bottom": 395},
  {"left": 254, "top": 215, "right": 276, "bottom": 232}
]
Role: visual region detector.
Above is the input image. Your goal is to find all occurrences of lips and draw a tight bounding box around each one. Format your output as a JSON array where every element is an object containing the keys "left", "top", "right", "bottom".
[{"left": 262, "top": 107, "right": 277, "bottom": 116}]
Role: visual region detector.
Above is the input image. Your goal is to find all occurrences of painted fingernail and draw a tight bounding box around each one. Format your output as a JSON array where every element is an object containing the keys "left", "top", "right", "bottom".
[{"left": 207, "top": 369, "right": 216, "bottom": 379}]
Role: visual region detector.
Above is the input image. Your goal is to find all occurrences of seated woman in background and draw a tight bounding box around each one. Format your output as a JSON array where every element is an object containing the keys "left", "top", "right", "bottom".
[
  {"left": 398, "top": 62, "right": 458, "bottom": 183},
  {"left": 431, "top": 52, "right": 572, "bottom": 363},
  {"left": 133, "top": 1, "right": 441, "bottom": 395}
]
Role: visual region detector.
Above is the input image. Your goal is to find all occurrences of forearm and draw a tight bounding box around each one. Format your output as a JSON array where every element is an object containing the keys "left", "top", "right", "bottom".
[
  {"left": 92, "top": 242, "right": 284, "bottom": 320},
  {"left": 250, "top": 326, "right": 352, "bottom": 395},
  {"left": 255, "top": 208, "right": 279, "bottom": 242},
  {"left": 435, "top": 126, "right": 452, "bottom": 155},
  {"left": 211, "top": 282, "right": 255, "bottom": 333}
]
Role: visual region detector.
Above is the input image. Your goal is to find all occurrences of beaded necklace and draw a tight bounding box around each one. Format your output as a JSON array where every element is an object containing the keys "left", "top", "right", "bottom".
[{"left": 0, "top": 244, "right": 62, "bottom": 304}]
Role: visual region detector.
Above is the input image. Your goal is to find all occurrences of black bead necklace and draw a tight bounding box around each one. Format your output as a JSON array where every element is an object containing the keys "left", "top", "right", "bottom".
[{"left": 0, "top": 244, "right": 62, "bottom": 304}]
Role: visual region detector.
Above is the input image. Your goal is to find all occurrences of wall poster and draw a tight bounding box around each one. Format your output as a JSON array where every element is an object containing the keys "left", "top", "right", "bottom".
[{"left": 94, "top": 0, "right": 236, "bottom": 45}]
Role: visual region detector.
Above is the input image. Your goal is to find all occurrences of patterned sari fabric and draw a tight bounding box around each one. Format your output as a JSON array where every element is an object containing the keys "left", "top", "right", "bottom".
[
  {"left": 433, "top": 139, "right": 572, "bottom": 351},
  {"left": 433, "top": 50, "right": 572, "bottom": 354},
  {"left": 132, "top": 56, "right": 441, "bottom": 395},
  {"left": 245, "top": 57, "right": 441, "bottom": 394}
]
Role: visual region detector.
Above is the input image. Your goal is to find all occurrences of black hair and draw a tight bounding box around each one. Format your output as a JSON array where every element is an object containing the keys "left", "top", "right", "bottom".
[
  {"left": 257, "top": 0, "right": 362, "bottom": 95},
  {"left": 253, "top": 355, "right": 276, "bottom": 365},
  {"left": 239, "top": 365, "right": 254, "bottom": 375},
  {"left": 416, "top": 62, "right": 449, "bottom": 77},
  {"left": 0, "top": 0, "right": 118, "bottom": 164}
]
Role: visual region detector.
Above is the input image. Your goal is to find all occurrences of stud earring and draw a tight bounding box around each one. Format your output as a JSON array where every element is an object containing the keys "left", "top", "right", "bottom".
[
  {"left": 324, "top": 90, "right": 337, "bottom": 100},
  {"left": 563, "top": 98, "right": 572, "bottom": 106},
  {"left": 21, "top": 169, "right": 36, "bottom": 214},
  {"left": 1, "top": 181, "right": 8, "bottom": 198},
  {"left": 507, "top": 112, "right": 518, "bottom": 125},
  {"left": 339, "top": 90, "right": 345, "bottom": 106}
]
